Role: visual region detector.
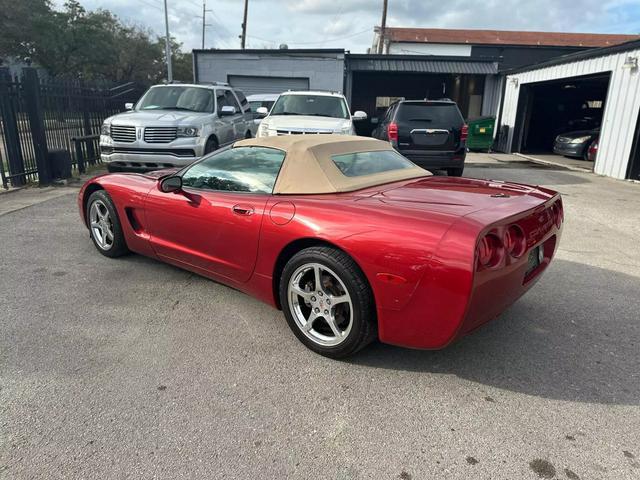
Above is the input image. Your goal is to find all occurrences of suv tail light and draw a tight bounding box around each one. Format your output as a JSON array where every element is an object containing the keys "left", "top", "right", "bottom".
[
  {"left": 461, "top": 124, "right": 468, "bottom": 142},
  {"left": 388, "top": 122, "right": 398, "bottom": 143}
]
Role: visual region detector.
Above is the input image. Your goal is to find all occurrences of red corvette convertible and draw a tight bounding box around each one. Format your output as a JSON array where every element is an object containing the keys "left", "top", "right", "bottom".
[{"left": 79, "top": 135, "right": 563, "bottom": 358}]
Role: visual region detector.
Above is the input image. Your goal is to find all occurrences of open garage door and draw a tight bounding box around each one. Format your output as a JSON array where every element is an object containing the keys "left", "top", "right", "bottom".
[
  {"left": 512, "top": 73, "right": 611, "bottom": 157},
  {"left": 228, "top": 75, "right": 309, "bottom": 96}
]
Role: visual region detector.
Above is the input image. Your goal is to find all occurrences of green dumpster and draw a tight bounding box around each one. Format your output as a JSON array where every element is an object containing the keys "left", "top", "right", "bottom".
[{"left": 466, "top": 116, "right": 496, "bottom": 152}]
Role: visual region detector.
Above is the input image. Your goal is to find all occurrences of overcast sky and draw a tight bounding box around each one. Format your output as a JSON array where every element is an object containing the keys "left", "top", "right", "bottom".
[{"left": 55, "top": 0, "right": 640, "bottom": 52}]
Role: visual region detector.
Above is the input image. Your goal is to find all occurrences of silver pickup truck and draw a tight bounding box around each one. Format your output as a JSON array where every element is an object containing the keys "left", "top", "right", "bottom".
[{"left": 100, "top": 83, "right": 255, "bottom": 172}]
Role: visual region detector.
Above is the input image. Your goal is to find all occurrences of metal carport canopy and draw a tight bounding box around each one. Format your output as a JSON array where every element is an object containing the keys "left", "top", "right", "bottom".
[{"left": 346, "top": 54, "right": 499, "bottom": 74}]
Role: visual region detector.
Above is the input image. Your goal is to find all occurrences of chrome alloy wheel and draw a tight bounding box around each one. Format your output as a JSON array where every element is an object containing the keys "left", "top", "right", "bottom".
[
  {"left": 287, "top": 262, "right": 353, "bottom": 347},
  {"left": 89, "top": 200, "right": 114, "bottom": 251}
]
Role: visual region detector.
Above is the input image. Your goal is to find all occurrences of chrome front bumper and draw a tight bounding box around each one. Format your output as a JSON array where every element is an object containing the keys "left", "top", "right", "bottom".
[{"left": 100, "top": 135, "right": 206, "bottom": 169}]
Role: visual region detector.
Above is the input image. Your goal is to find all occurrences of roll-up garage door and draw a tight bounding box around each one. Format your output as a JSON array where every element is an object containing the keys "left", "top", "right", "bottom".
[{"left": 228, "top": 75, "right": 310, "bottom": 95}]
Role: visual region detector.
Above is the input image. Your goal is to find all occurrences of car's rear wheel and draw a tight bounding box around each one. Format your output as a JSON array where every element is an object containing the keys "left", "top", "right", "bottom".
[
  {"left": 280, "top": 246, "right": 376, "bottom": 358},
  {"left": 448, "top": 167, "right": 464, "bottom": 177},
  {"left": 204, "top": 137, "right": 218, "bottom": 154},
  {"left": 86, "top": 190, "right": 129, "bottom": 258}
]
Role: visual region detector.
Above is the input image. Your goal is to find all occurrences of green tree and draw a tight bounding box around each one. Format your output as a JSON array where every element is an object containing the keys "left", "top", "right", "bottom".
[{"left": 0, "top": 0, "right": 193, "bottom": 85}]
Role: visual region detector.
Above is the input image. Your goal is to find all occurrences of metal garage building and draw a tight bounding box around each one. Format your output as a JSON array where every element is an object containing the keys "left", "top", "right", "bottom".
[
  {"left": 193, "top": 49, "right": 345, "bottom": 94},
  {"left": 500, "top": 39, "right": 640, "bottom": 180}
]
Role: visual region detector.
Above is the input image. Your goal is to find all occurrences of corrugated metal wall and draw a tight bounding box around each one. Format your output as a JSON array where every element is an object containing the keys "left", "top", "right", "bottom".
[
  {"left": 481, "top": 75, "right": 503, "bottom": 117},
  {"left": 501, "top": 48, "right": 640, "bottom": 179}
]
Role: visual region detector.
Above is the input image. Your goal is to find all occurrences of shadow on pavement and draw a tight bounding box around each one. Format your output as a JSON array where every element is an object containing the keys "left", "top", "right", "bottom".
[{"left": 349, "top": 259, "right": 640, "bottom": 406}]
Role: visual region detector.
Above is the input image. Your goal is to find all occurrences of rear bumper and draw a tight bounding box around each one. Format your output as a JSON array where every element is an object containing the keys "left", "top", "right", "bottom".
[
  {"left": 398, "top": 148, "right": 466, "bottom": 170},
  {"left": 376, "top": 195, "right": 563, "bottom": 349}
]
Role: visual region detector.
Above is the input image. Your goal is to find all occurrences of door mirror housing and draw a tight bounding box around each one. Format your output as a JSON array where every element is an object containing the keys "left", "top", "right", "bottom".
[
  {"left": 256, "top": 106, "right": 269, "bottom": 117},
  {"left": 220, "top": 105, "right": 236, "bottom": 116},
  {"left": 352, "top": 111, "right": 367, "bottom": 121},
  {"left": 124, "top": 102, "right": 134, "bottom": 110},
  {"left": 159, "top": 175, "right": 183, "bottom": 193}
]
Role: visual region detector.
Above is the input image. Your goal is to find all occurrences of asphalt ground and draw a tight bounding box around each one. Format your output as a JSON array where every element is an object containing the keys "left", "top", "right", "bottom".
[{"left": 1, "top": 156, "right": 639, "bottom": 479}]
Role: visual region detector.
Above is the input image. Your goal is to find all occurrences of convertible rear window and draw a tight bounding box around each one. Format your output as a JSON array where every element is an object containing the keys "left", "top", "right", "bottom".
[{"left": 331, "top": 150, "right": 416, "bottom": 177}]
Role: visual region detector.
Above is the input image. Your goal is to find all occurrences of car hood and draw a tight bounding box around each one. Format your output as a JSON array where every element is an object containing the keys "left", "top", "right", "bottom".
[
  {"left": 263, "top": 115, "right": 349, "bottom": 131},
  {"left": 106, "top": 110, "right": 211, "bottom": 126},
  {"left": 359, "top": 176, "right": 555, "bottom": 218},
  {"left": 557, "top": 129, "right": 598, "bottom": 139}
]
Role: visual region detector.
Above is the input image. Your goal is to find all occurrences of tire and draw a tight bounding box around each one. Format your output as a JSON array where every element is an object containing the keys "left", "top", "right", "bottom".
[
  {"left": 204, "top": 137, "right": 218, "bottom": 154},
  {"left": 245, "top": 130, "right": 252, "bottom": 139},
  {"left": 86, "top": 190, "right": 129, "bottom": 258},
  {"left": 582, "top": 142, "right": 592, "bottom": 161},
  {"left": 448, "top": 167, "right": 464, "bottom": 177},
  {"left": 279, "top": 246, "right": 377, "bottom": 359}
]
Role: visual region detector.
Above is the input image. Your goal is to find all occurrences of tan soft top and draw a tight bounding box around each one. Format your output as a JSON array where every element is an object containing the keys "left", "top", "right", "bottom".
[{"left": 233, "top": 135, "right": 430, "bottom": 194}]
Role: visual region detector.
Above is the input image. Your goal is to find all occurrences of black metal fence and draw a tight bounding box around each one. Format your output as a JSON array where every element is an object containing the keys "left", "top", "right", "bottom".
[{"left": 0, "top": 67, "right": 144, "bottom": 188}]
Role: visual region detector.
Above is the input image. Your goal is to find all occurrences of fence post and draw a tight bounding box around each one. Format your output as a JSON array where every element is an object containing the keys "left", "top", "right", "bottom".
[
  {"left": 22, "top": 67, "right": 51, "bottom": 186},
  {"left": 0, "top": 67, "right": 26, "bottom": 186},
  {"left": 81, "top": 94, "right": 96, "bottom": 161}
]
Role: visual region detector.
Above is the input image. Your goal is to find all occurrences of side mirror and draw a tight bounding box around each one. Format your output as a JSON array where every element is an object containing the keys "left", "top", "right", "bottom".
[
  {"left": 159, "top": 175, "right": 182, "bottom": 193},
  {"left": 256, "top": 106, "right": 269, "bottom": 117},
  {"left": 124, "top": 102, "right": 134, "bottom": 110},
  {"left": 220, "top": 105, "right": 236, "bottom": 116},
  {"left": 352, "top": 110, "right": 367, "bottom": 121}
]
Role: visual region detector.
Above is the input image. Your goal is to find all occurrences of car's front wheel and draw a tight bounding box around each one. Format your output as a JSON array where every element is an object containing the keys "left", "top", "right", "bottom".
[
  {"left": 280, "top": 246, "right": 376, "bottom": 358},
  {"left": 86, "top": 190, "right": 129, "bottom": 258}
]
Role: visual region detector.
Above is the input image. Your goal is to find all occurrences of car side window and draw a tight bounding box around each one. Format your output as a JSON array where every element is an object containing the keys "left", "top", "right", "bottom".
[
  {"left": 225, "top": 90, "right": 241, "bottom": 113},
  {"left": 234, "top": 90, "right": 249, "bottom": 112},
  {"left": 216, "top": 90, "right": 230, "bottom": 115},
  {"left": 182, "top": 147, "right": 286, "bottom": 194}
]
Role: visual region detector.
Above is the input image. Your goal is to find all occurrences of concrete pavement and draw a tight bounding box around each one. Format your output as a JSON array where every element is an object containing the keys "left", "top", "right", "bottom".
[{"left": 1, "top": 156, "right": 638, "bottom": 479}]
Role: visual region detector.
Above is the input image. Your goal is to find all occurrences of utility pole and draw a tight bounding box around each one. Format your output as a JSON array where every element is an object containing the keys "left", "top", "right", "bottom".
[
  {"left": 378, "top": 0, "right": 388, "bottom": 54},
  {"left": 240, "top": 0, "right": 249, "bottom": 49},
  {"left": 202, "top": 0, "right": 212, "bottom": 49},
  {"left": 163, "top": 0, "right": 173, "bottom": 82}
]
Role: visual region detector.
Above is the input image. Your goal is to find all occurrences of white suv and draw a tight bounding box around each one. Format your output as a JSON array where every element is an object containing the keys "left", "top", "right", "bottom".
[{"left": 256, "top": 91, "right": 366, "bottom": 137}]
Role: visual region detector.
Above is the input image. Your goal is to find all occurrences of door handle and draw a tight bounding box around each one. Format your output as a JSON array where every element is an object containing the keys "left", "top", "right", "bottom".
[{"left": 232, "top": 205, "right": 254, "bottom": 216}]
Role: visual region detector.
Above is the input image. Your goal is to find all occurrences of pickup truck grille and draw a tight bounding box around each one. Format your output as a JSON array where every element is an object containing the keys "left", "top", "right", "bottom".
[
  {"left": 144, "top": 127, "right": 178, "bottom": 143},
  {"left": 110, "top": 125, "right": 136, "bottom": 143}
]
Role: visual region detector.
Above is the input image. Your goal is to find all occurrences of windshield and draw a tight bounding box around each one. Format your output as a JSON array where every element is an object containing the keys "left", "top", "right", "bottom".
[
  {"left": 270, "top": 95, "right": 349, "bottom": 119},
  {"left": 137, "top": 87, "right": 214, "bottom": 113}
]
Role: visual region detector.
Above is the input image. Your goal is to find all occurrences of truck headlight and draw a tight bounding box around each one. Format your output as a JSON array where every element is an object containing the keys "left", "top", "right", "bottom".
[
  {"left": 101, "top": 123, "right": 110, "bottom": 136},
  {"left": 177, "top": 126, "right": 199, "bottom": 137},
  {"left": 339, "top": 121, "right": 353, "bottom": 135},
  {"left": 258, "top": 122, "right": 270, "bottom": 137},
  {"left": 570, "top": 135, "right": 591, "bottom": 144}
]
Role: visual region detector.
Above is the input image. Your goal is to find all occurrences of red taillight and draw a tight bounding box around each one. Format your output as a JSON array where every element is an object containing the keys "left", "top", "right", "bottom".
[
  {"left": 552, "top": 201, "right": 563, "bottom": 228},
  {"left": 588, "top": 139, "right": 598, "bottom": 161},
  {"left": 388, "top": 122, "right": 398, "bottom": 143},
  {"left": 476, "top": 233, "right": 502, "bottom": 269},
  {"left": 461, "top": 124, "right": 468, "bottom": 142},
  {"left": 504, "top": 225, "right": 526, "bottom": 258}
]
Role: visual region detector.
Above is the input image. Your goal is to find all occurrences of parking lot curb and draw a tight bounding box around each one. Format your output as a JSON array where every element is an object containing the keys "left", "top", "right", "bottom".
[{"left": 514, "top": 153, "right": 593, "bottom": 173}]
